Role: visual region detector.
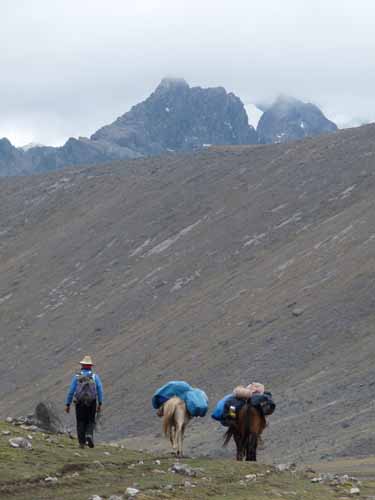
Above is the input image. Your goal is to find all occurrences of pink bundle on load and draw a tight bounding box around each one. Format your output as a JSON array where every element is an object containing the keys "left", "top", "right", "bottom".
[
  {"left": 247, "top": 382, "right": 265, "bottom": 396},
  {"left": 233, "top": 382, "right": 265, "bottom": 400}
]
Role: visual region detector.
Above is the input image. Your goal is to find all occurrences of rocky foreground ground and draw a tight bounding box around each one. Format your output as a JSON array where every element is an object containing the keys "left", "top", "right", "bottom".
[{"left": 0, "top": 420, "right": 374, "bottom": 500}]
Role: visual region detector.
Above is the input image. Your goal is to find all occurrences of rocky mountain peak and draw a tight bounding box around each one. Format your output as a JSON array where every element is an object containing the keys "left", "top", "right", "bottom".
[
  {"left": 0, "top": 137, "right": 14, "bottom": 155},
  {"left": 257, "top": 94, "right": 338, "bottom": 144},
  {"left": 155, "top": 77, "right": 189, "bottom": 92},
  {"left": 92, "top": 78, "right": 258, "bottom": 152}
]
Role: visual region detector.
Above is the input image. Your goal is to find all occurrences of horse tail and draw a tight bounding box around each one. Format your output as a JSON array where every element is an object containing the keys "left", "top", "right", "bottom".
[{"left": 223, "top": 427, "right": 233, "bottom": 447}]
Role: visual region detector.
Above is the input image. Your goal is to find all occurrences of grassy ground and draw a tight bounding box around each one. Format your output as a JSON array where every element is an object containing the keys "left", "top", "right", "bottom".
[{"left": 0, "top": 421, "right": 374, "bottom": 500}]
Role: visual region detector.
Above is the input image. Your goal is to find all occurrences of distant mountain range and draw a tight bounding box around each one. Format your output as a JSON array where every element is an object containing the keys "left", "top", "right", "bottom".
[{"left": 0, "top": 78, "right": 338, "bottom": 176}]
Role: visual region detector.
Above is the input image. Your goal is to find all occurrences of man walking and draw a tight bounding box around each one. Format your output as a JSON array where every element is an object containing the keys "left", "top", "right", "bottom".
[{"left": 65, "top": 355, "right": 103, "bottom": 448}]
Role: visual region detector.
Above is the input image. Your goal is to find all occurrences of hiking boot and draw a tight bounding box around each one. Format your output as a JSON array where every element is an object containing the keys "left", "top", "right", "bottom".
[{"left": 86, "top": 436, "right": 94, "bottom": 448}]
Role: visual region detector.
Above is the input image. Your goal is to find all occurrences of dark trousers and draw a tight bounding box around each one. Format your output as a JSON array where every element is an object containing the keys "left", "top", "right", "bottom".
[{"left": 75, "top": 402, "right": 96, "bottom": 445}]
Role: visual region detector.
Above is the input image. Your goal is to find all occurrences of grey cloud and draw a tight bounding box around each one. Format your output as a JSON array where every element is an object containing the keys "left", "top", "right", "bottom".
[{"left": 1, "top": 0, "right": 375, "bottom": 145}]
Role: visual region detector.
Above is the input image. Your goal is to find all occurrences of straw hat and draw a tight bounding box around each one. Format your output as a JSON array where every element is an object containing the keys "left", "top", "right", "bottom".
[{"left": 80, "top": 355, "right": 93, "bottom": 365}]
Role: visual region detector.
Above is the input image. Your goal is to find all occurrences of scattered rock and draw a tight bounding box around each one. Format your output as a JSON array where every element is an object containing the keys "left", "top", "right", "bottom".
[
  {"left": 311, "top": 477, "right": 322, "bottom": 483},
  {"left": 108, "top": 496, "right": 124, "bottom": 500},
  {"left": 292, "top": 307, "right": 304, "bottom": 317},
  {"left": 245, "top": 474, "right": 257, "bottom": 481},
  {"left": 1, "top": 430, "right": 11, "bottom": 435},
  {"left": 311, "top": 473, "right": 359, "bottom": 486},
  {"left": 184, "top": 480, "right": 193, "bottom": 488},
  {"left": 152, "top": 469, "right": 165, "bottom": 474},
  {"left": 154, "top": 459, "right": 161, "bottom": 465},
  {"left": 28, "top": 425, "right": 40, "bottom": 432},
  {"left": 5, "top": 417, "right": 13, "bottom": 423},
  {"left": 320, "top": 472, "right": 335, "bottom": 481},
  {"left": 350, "top": 486, "right": 360, "bottom": 495},
  {"left": 93, "top": 460, "right": 105, "bottom": 468},
  {"left": 125, "top": 487, "right": 139, "bottom": 498},
  {"left": 9, "top": 437, "right": 32, "bottom": 449},
  {"left": 275, "top": 463, "right": 295, "bottom": 472},
  {"left": 89, "top": 496, "right": 103, "bottom": 500},
  {"left": 171, "top": 463, "right": 198, "bottom": 477},
  {"left": 34, "top": 401, "right": 65, "bottom": 433},
  {"left": 45, "top": 476, "right": 58, "bottom": 483}
]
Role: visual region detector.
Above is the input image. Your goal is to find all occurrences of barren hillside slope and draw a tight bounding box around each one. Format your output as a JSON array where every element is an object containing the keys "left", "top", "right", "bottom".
[{"left": 1, "top": 125, "right": 375, "bottom": 463}]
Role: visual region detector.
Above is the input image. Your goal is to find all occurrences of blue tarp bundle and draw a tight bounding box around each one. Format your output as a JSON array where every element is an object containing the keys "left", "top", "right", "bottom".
[
  {"left": 152, "top": 381, "right": 208, "bottom": 417},
  {"left": 152, "top": 381, "right": 192, "bottom": 409},
  {"left": 211, "top": 394, "right": 232, "bottom": 422},
  {"left": 185, "top": 388, "right": 209, "bottom": 417}
]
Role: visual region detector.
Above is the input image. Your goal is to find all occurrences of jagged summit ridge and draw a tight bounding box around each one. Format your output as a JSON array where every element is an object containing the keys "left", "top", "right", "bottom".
[
  {"left": 91, "top": 78, "right": 257, "bottom": 153},
  {"left": 155, "top": 77, "right": 189, "bottom": 91}
]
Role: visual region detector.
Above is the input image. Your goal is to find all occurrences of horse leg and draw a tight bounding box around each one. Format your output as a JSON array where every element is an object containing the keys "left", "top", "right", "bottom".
[
  {"left": 175, "top": 422, "right": 184, "bottom": 457},
  {"left": 233, "top": 431, "right": 243, "bottom": 461},
  {"left": 174, "top": 406, "right": 185, "bottom": 457},
  {"left": 246, "top": 433, "right": 258, "bottom": 461},
  {"left": 170, "top": 423, "right": 178, "bottom": 455},
  {"left": 169, "top": 423, "right": 174, "bottom": 448},
  {"left": 179, "top": 423, "right": 186, "bottom": 458},
  {"left": 173, "top": 423, "right": 179, "bottom": 457}
]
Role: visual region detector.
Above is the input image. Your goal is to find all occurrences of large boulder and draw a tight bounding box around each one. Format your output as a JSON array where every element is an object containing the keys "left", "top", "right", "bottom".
[{"left": 34, "top": 401, "right": 65, "bottom": 433}]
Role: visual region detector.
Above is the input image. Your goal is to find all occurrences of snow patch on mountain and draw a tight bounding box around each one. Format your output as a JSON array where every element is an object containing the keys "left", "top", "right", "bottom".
[{"left": 244, "top": 103, "right": 263, "bottom": 128}]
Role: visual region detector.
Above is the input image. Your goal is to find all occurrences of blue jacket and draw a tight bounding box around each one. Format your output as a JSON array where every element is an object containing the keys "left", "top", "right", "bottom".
[{"left": 65, "top": 369, "right": 103, "bottom": 405}]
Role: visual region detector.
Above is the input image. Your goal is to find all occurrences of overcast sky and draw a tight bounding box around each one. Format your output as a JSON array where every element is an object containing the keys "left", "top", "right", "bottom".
[{"left": 2, "top": 0, "right": 375, "bottom": 146}]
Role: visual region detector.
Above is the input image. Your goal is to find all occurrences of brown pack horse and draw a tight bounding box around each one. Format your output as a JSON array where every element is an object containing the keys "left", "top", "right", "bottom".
[
  {"left": 223, "top": 401, "right": 266, "bottom": 461},
  {"left": 158, "top": 396, "right": 191, "bottom": 457}
]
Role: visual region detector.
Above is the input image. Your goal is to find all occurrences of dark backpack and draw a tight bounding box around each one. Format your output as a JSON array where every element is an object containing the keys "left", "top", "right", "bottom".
[
  {"left": 222, "top": 396, "right": 246, "bottom": 425},
  {"left": 250, "top": 392, "right": 276, "bottom": 416},
  {"left": 75, "top": 374, "right": 97, "bottom": 406}
]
